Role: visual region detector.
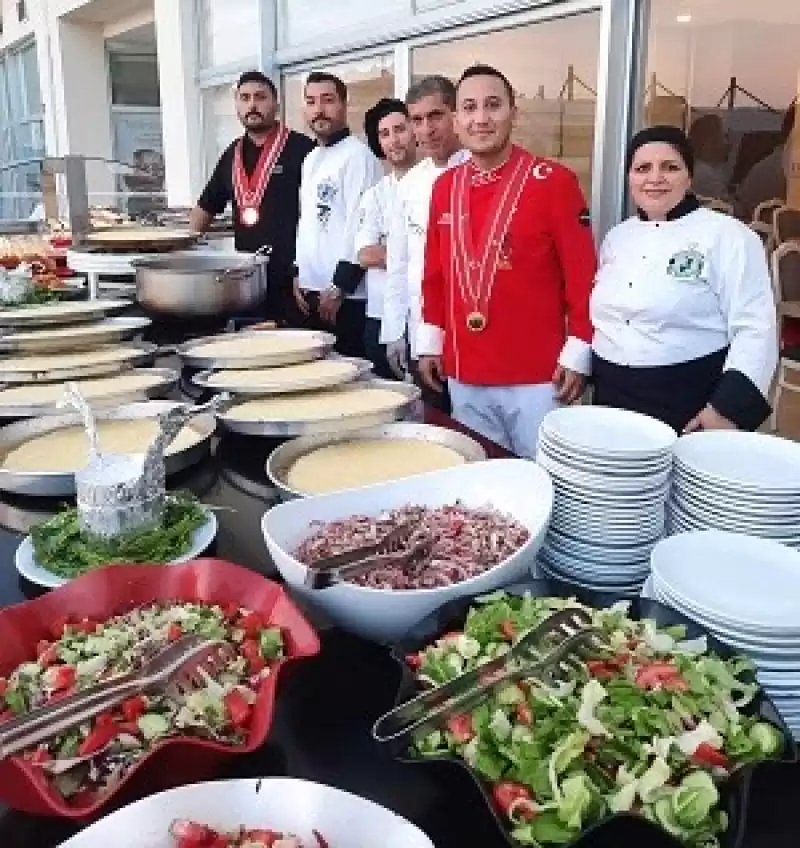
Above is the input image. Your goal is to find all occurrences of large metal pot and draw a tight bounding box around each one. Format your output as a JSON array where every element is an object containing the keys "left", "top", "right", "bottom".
[{"left": 131, "top": 251, "right": 270, "bottom": 317}]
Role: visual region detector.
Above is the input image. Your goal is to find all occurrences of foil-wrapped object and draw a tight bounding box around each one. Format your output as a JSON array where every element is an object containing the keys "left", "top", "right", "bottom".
[{"left": 62, "top": 386, "right": 231, "bottom": 540}]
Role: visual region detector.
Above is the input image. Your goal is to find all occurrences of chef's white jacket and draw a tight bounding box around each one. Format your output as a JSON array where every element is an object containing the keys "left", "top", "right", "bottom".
[
  {"left": 295, "top": 133, "right": 383, "bottom": 299},
  {"left": 353, "top": 172, "right": 401, "bottom": 320},
  {"left": 381, "top": 150, "right": 469, "bottom": 353},
  {"left": 591, "top": 206, "right": 778, "bottom": 398}
]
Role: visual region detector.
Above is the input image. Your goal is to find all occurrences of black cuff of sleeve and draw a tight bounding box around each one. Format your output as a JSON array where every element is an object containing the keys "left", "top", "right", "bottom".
[
  {"left": 332, "top": 260, "right": 365, "bottom": 295},
  {"left": 709, "top": 369, "right": 771, "bottom": 431},
  {"left": 290, "top": 263, "right": 298, "bottom": 279}
]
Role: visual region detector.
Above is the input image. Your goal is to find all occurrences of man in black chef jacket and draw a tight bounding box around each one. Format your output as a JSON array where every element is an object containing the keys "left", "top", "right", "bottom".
[{"left": 190, "top": 71, "right": 314, "bottom": 322}]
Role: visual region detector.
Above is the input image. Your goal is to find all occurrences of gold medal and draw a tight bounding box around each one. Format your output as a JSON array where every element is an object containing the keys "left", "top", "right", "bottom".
[
  {"left": 467, "top": 311, "right": 487, "bottom": 332},
  {"left": 241, "top": 207, "right": 259, "bottom": 227}
]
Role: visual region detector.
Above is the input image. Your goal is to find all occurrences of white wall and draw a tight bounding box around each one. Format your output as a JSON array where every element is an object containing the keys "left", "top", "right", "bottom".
[{"left": 0, "top": 0, "right": 35, "bottom": 49}]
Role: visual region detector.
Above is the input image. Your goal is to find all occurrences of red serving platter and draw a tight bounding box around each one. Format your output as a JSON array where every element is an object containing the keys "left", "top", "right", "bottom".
[{"left": 0, "top": 559, "right": 321, "bottom": 818}]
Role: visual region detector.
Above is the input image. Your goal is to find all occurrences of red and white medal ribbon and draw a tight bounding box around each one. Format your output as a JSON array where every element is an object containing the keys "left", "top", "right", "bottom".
[
  {"left": 450, "top": 146, "right": 533, "bottom": 332},
  {"left": 233, "top": 124, "right": 290, "bottom": 227}
]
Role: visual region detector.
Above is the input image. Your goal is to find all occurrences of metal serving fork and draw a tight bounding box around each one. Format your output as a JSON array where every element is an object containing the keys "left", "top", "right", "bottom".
[
  {"left": 303, "top": 520, "right": 429, "bottom": 590},
  {"left": 0, "top": 634, "right": 235, "bottom": 762},
  {"left": 373, "top": 608, "right": 597, "bottom": 744}
]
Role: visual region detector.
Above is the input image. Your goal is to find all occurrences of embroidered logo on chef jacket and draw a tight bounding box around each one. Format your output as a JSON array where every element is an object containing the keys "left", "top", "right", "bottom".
[
  {"left": 437, "top": 212, "right": 452, "bottom": 226},
  {"left": 273, "top": 165, "right": 284, "bottom": 175},
  {"left": 407, "top": 216, "right": 425, "bottom": 237},
  {"left": 316, "top": 179, "right": 338, "bottom": 228},
  {"left": 531, "top": 163, "right": 553, "bottom": 181},
  {"left": 667, "top": 246, "right": 705, "bottom": 280}
]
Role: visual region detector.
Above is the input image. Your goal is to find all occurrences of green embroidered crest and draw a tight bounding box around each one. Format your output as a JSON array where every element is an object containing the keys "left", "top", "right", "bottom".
[{"left": 667, "top": 246, "right": 705, "bottom": 280}]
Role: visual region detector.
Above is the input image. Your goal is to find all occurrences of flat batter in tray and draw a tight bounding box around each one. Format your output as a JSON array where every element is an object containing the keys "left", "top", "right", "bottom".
[
  {"left": 0, "top": 372, "right": 169, "bottom": 408},
  {"left": 1, "top": 419, "right": 204, "bottom": 473},
  {"left": 0, "top": 345, "right": 144, "bottom": 373},
  {"left": 205, "top": 359, "right": 359, "bottom": 391},
  {"left": 223, "top": 386, "right": 409, "bottom": 422},
  {"left": 185, "top": 333, "right": 323, "bottom": 361},
  {"left": 286, "top": 438, "right": 466, "bottom": 494}
]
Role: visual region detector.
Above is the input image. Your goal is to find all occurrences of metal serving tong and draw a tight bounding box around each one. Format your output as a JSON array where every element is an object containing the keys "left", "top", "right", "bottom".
[
  {"left": 304, "top": 520, "right": 430, "bottom": 590},
  {"left": 373, "top": 608, "right": 597, "bottom": 745},
  {"left": 0, "top": 634, "right": 234, "bottom": 763}
]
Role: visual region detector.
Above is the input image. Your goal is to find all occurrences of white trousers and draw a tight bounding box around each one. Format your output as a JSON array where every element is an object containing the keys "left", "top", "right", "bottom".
[{"left": 448, "top": 380, "right": 560, "bottom": 458}]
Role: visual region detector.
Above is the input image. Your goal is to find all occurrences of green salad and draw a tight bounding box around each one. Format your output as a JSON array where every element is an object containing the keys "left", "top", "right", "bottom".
[
  {"left": 31, "top": 493, "right": 208, "bottom": 579},
  {"left": 406, "top": 592, "right": 784, "bottom": 848}
]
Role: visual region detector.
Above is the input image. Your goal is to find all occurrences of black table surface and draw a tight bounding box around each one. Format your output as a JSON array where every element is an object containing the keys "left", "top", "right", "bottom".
[{"left": 0, "top": 364, "right": 797, "bottom": 847}]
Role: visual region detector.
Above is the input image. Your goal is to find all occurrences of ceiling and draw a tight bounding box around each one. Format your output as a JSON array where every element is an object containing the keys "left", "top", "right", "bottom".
[{"left": 65, "top": 0, "right": 153, "bottom": 25}]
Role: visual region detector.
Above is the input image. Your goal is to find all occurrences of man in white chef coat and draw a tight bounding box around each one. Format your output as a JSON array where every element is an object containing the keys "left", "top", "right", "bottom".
[
  {"left": 355, "top": 98, "right": 417, "bottom": 379},
  {"left": 381, "top": 76, "right": 468, "bottom": 408},
  {"left": 290, "top": 72, "right": 384, "bottom": 358}
]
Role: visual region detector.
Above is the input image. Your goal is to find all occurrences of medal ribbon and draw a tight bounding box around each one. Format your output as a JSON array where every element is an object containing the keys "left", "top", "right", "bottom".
[
  {"left": 232, "top": 124, "right": 290, "bottom": 218},
  {"left": 450, "top": 146, "right": 533, "bottom": 325}
]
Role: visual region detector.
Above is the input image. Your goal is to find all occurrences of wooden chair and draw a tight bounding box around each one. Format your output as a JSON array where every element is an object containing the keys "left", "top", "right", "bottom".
[
  {"left": 769, "top": 241, "right": 800, "bottom": 432},
  {"left": 754, "top": 198, "right": 785, "bottom": 227},
  {"left": 773, "top": 206, "right": 800, "bottom": 246}
]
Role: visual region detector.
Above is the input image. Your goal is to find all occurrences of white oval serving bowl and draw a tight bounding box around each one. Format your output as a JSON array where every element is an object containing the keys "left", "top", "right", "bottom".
[
  {"left": 261, "top": 458, "right": 553, "bottom": 642},
  {"left": 58, "top": 777, "right": 434, "bottom": 848}
]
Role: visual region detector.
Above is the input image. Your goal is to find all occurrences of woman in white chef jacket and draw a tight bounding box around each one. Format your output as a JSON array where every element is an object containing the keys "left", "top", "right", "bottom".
[{"left": 591, "top": 125, "right": 778, "bottom": 433}]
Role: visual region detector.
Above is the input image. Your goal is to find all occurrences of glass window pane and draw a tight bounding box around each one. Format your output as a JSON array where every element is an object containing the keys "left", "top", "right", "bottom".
[
  {"left": 643, "top": 0, "right": 800, "bottom": 218},
  {"left": 202, "top": 83, "right": 241, "bottom": 179},
  {"left": 109, "top": 53, "right": 160, "bottom": 107},
  {"left": 282, "top": 55, "right": 394, "bottom": 141},
  {"left": 198, "top": 0, "right": 260, "bottom": 68},
  {"left": 280, "top": 0, "right": 408, "bottom": 46},
  {"left": 411, "top": 13, "right": 602, "bottom": 201}
]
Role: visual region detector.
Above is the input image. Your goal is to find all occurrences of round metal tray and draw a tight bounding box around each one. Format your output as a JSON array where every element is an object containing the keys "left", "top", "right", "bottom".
[
  {"left": 192, "top": 356, "right": 373, "bottom": 396},
  {"left": 177, "top": 329, "right": 336, "bottom": 371},
  {"left": 218, "top": 379, "right": 422, "bottom": 437},
  {"left": 83, "top": 228, "right": 199, "bottom": 253},
  {"left": 0, "top": 342, "right": 158, "bottom": 384},
  {"left": 0, "top": 367, "right": 179, "bottom": 419},
  {"left": 0, "top": 401, "right": 216, "bottom": 497},
  {"left": 267, "top": 422, "right": 488, "bottom": 500},
  {"left": 0, "top": 316, "right": 151, "bottom": 354},
  {"left": 0, "top": 298, "right": 130, "bottom": 328}
]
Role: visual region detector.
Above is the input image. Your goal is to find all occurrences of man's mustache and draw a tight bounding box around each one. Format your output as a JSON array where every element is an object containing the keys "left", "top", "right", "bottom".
[
  {"left": 311, "top": 114, "right": 331, "bottom": 123},
  {"left": 246, "top": 111, "right": 264, "bottom": 118}
]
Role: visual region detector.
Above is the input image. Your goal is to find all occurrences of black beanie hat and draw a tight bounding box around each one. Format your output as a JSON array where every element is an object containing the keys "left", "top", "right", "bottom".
[
  {"left": 364, "top": 98, "right": 409, "bottom": 159},
  {"left": 626, "top": 125, "right": 695, "bottom": 176}
]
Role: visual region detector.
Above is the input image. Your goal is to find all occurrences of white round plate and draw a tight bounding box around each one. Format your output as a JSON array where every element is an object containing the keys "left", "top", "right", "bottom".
[
  {"left": 651, "top": 530, "right": 800, "bottom": 630},
  {"left": 537, "top": 453, "right": 671, "bottom": 493},
  {"left": 539, "top": 559, "right": 646, "bottom": 594},
  {"left": 538, "top": 440, "right": 671, "bottom": 476},
  {"left": 541, "top": 406, "right": 677, "bottom": 456},
  {"left": 15, "top": 510, "right": 218, "bottom": 589},
  {"left": 674, "top": 431, "right": 800, "bottom": 495}
]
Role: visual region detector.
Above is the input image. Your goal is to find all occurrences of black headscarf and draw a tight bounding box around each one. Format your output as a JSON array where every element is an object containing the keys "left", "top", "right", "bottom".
[
  {"left": 364, "top": 98, "right": 409, "bottom": 159},
  {"left": 626, "top": 125, "right": 695, "bottom": 176}
]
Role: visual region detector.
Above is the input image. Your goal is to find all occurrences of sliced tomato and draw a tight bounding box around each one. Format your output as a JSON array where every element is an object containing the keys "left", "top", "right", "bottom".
[
  {"left": 635, "top": 662, "right": 687, "bottom": 692},
  {"left": 662, "top": 675, "right": 689, "bottom": 692},
  {"left": 241, "top": 639, "right": 267, "bottom": 674},
  {"left": 47, "top": 664, "right": 76, "bottom": 692},
  {"left": 492, "top": 781, "right": 536, "bottom": 820},
  {"left": 29, "top": 748, "right": 53, "bottom": 766},
  {"left": 405, "top": 653, "right": 422, "bottom": 670},
  {"left": 78, "top": 721, "right": 119, "bottom": 757},
  {"left": 169, "top": 819, "right": 220, "bottom": 847},
  {"left": 37, "top": 641, "right": 59, "bottom": 667},
  {"left": 691, "top": 742, "right": 730, "bottom": 770},
  {"left": 95, "top": 711, "right": 115, "bottom": 728},
  {"left": 586, "top": 660, "right": 616, "bottom": 680},
  {"left": 73, "top": 618, "right": 99, "bottom": 635},
  {"left": 439, "top": 631, "right": 463, "bottom": 642},
  {"left": 0, "top": 709, "right": 13, "bottom": 723},
  {"left": 117, "top": 721, "right": 142, "bottom": 737},
  {"left": 167, "top": 623, "right": 183, "bottom": 642},
  {"left": 224, "top": 689, "right": 253, "bottom": 728},
  {"left": 515, "top": 702, "right": 533, "bottom": 726},
  {"left": 121, "top": 696, "right": 147, "bottom": 723},
  {"left": 499, "top": 619, "right": 516, "bottom": 641},
  {"left": 0, "top": 677, "right": 8, "bottom": 698},
  {"left": 237, "top": 611, "right": 263, "bottom": 638},
  {"left": 446, "top": 713, "right": 474, "bottom": 743}
]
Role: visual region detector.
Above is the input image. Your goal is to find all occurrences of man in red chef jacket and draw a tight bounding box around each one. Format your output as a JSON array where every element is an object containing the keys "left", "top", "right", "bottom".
[{"left": 416, "top": 64, "right": 596, "bottom": 457}]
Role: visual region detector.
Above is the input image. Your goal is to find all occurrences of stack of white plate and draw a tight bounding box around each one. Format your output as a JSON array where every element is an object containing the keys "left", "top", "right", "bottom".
[
  {"left": 669, "top": 432, "right": 800, "bottom": 548},
  {"left": 650, "top": 530, "right": 800, "bottom": 741},
  {"left": 536, "top": 407, "right": 676, "bottom": 594}
]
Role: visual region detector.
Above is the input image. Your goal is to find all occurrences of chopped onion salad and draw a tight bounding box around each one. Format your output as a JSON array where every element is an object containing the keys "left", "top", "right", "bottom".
[
  {"left": 170, "top": 820, "right": 329, "bottom": 848},
  {"left": 406, "top": 593, "right": 783, "bottom": 848},
  {"left": 0, "top": 603, "right": 284, "bottom": 802}
]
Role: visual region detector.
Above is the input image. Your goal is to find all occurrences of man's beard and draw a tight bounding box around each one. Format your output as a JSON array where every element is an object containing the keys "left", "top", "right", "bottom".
[{"left": 242, "top": 112, "right": 273, "bottom": 132}]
